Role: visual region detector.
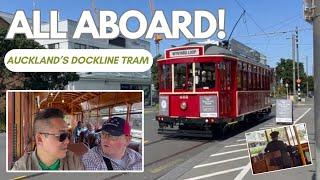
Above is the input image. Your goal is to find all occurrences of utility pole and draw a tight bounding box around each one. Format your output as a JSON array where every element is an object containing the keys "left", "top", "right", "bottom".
[
  {"left": 296, "top": 27, "right": 300, "bottom": 81},
  {"left": 306, "top": 56, "right": 309, "bottom": 97},
  {"left": 296, "top": 27, "right": 301, "bottom": 102},
  {"left": 304, "top": 0, "right": 320, "bottom": 179},
  {"left": 292, "top": 33, "right": 296, "bottom": 96}
]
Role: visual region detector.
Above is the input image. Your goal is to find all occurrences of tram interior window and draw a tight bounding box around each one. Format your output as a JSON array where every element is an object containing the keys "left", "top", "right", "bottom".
[
  {"left": 195, "top": 62, "right": 215, "bottom": 89},
  {"left": 111, "top": 105, "right": 127, "bottom": 122},
  {"left": 160, "top": 64, "right": 172, "bottom": 90},
  {"left": 131, "top": 102, "right": 142, "bottom": 132}
]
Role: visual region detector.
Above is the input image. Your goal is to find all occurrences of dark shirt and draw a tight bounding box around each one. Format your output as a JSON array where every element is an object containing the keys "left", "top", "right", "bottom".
[
  {"left": 265, "top": 140, "right": 288, "bottom": 153},
  {"left": 265, "top": 140, "right": 292, "bottom": 168}
]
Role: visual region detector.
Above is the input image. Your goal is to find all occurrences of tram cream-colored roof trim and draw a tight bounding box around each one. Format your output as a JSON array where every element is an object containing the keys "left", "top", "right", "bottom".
[
  {"left": 158, "top": 54, "right": 270, "bottom": 69},
  {"left": 160, "top": 92, "right": 218, "bottom": 95}
]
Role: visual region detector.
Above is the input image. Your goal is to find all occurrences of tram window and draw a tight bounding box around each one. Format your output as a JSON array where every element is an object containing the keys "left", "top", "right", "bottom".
[
  {"left": 172, "top": 63, "right": 193, "bottom": 91},
  {"left": 248, "top": 65, "right": 252, "bottom": 90},
  {"left": 174, "top": 64, "right": 186, "bottom": 90},
  {"left": 160, "top": 64, "right": 172, "bottom": 91},
  {"left": 242, "top": 63, "right": 247, "bottom": 90},
  {"left": 226, "top": 62, "right": 231, "bottom": 90},
  {"left": 237, "top": 62, "right": 242, "bottom": 90},
  {"left": 112, "top": 105, "right": 127, "bottom": 115},
  {"left": 195, "top": 62, "right": 216, "bottom": 89}
]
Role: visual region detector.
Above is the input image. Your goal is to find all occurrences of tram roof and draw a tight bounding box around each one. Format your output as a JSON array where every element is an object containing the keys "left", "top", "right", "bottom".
[
  {"left": 160, "top": 43, "right": 270, "bottom": 69},
  {"left": 35, "top": 92, "right": 142, "bottom": 114}
]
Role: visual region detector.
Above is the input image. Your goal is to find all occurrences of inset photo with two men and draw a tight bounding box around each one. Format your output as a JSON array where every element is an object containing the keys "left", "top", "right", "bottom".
[{"left": 6, "top": 90, "right": 143, "bottom": 172}]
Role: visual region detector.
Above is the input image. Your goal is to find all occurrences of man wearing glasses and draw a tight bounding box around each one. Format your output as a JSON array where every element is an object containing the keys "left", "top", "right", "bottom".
[
  {"left": 11, "top": 108, "right": 84, "bottom": 170},
  {"left": 82, "top": 117, "right": 142, "bottom": 170}
]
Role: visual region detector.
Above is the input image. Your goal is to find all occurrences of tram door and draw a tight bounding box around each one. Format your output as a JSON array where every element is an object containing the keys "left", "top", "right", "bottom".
[{"left": 219, "top": 60, "right": 237, "bottom": 117}]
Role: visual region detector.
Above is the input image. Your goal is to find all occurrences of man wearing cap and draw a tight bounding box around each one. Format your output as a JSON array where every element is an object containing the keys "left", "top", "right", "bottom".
[
  {"left": 82, "top": 117, "right": 142, "bottom": 170},
  {"left": 11, "top": 108, "right": 84, "bottom": 170},
  {"left": 265, "top": 131, "right": 292, "bottom": 168}
]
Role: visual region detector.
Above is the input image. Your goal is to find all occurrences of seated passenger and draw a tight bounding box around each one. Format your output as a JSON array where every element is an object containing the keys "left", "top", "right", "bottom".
[
  {"left": 82, "top": 117, "right": 142, "bottom": 170},
  {"left": 12, "top": 108, "right": 84, "bottom": 170},
  {"left": 264, "top": 131, "right": 292, "bottom": 169}
]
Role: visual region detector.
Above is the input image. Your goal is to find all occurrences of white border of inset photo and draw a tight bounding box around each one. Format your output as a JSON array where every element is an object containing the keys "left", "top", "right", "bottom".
[
  {"left": 6, "top": 90, "right": 144, "bottom": 173},
  {"left": 245, "top": 123, "right": 313, "bottom": 175}
]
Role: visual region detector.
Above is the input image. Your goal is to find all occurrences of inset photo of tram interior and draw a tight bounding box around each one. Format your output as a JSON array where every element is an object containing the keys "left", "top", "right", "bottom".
[
  {"left": 245, "top": 123, "right": 312, "bottom": 175},
  {"left": 7, "top": 91, "right": 143, "bottom": 171}
]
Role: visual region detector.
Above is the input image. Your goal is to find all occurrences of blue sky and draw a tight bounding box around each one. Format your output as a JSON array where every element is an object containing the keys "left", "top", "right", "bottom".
[{"left": 1, "top": 0, "right": 313, "bottom": 75}]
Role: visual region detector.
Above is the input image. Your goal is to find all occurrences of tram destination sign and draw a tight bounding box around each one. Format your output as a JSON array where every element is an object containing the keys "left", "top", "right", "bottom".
[
  {"left": 166, "top": 46, "right": 204, "bottom": 58},
  {"left": 200, "top": 95, "right": 218, "bottom": 117},
  {"left": 276, "top": 99, "right": 293, "bottom": 124},
  {"left": 169, "top": 49, "right": 199, "bottom": 57}
]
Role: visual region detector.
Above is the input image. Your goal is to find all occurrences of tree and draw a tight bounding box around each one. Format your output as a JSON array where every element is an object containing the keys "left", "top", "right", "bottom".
[
  {"left": 151, "top": 54, "right": 162, "bottom": 91},
  {"left": 0, "top": 28, "right": 79, "bottom": 131},
  {"left": 275, "top": 58, "right": 313, "bottom": 95}
]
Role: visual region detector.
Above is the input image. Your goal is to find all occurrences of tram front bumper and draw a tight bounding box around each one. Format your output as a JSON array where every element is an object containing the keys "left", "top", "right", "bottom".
[{"left": 156, "top": 116, "right": 217, "bottom": 135}]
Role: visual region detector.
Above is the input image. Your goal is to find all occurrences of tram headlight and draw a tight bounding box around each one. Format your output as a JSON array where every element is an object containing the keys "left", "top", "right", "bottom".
[{"left": 180, "top": 102, "right": 187, "bottom": 110}]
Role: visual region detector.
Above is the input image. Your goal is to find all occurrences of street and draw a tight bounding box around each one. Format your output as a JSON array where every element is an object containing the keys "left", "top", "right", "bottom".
[{"left": 1, "top": 99, "right": 315, "bottom": 180}]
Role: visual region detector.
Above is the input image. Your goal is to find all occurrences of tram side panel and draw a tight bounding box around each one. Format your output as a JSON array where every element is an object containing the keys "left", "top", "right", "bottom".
[{"left": 237, "top": 91, "right": 272, "bottom": 117}]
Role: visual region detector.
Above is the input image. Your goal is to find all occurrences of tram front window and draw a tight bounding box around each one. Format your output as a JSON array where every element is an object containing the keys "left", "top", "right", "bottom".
[
  {"left": 174, "top": 63, "right": 193, "bottom": 91},
  {"left": 195, "top": 62, "right": 216, "bottom": 89}
]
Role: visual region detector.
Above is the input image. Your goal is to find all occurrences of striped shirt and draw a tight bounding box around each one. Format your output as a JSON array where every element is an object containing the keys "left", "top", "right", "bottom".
[{"left": 82, "top": 145, "right": 142, "bottom": 171}]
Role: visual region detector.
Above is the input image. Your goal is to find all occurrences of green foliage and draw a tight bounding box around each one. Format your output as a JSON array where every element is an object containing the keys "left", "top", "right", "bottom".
[
  {"left": 151, "top": 54, "right": 162, "bottom": 91},
  {"left": 275, "top": 58, "right": 313, "bottom": 94},
  {"left": 0, "top": 113, "right": 5, "bottom": 132},
  {"left": 250, "top": 146, "right": 265, "bottom": 157},
  {"left": 0, "top": 27, "right": 80, "bottom": 132}
]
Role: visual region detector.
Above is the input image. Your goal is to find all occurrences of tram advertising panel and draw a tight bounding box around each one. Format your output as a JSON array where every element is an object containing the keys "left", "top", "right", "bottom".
[{"left": 200, "top": 95, "right": 218, "bottom": 117}]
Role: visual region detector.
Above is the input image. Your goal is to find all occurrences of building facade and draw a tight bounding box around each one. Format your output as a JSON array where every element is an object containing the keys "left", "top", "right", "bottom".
[{"left": 0, "top": 11, "right": 152, "bottom": 105}]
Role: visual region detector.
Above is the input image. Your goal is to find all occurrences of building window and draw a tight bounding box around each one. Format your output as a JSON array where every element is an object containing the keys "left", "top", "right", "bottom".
[
  {"left": 74, "top": 43, "right": 87, "bottom": 49},
  {"left": 109, "top": 37, "right": 126, "bottom": 47},
  {"left": 47, "top": 43, "right": 59, "bottom": 49}
]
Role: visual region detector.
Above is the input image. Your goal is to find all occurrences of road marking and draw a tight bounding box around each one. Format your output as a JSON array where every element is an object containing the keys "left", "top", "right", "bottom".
[
  {"left": 194, "top": 156, "right": 249, "bottom": 168},
  {"left": 150, "top": 158, "right": 184, "bottom": 173},
  {"left": 236, "top": 139, "right": 246, "bottom": 142},
  {"left": 152, "top": 118, "right": 156, "bottom": 121},
  {"left": 210, "top": 148, "right": 247, "bottom": 157},
  {"left": 294, "top": 108, "right": 312, "bottom": 124},
  {"left": 12, "top": 176, "right": 27, "bottom": 180},
  {"left": 184, "top": 166, "right": 246, "bottom": 180},
  {"left": 234, "top": 163, "right": 251, "bottom": 180},
  {"left": 225, "top": 143, "right": 247, "bottom": 148}
]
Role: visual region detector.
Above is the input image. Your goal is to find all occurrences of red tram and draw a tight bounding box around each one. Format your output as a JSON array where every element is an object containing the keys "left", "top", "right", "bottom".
[{"left": 156, "top": 43, "right": 273, "bottom": 137}]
